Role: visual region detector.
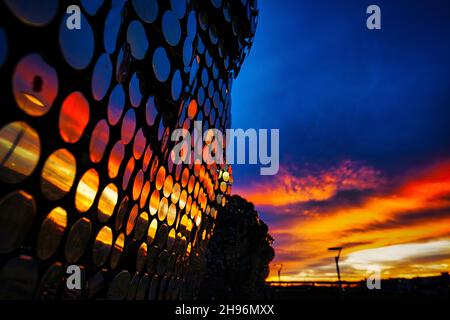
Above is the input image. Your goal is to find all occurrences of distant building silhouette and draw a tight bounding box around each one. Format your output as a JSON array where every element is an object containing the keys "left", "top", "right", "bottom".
[{"left": 266, "top": 273, "right": 450, "bottom": 300}]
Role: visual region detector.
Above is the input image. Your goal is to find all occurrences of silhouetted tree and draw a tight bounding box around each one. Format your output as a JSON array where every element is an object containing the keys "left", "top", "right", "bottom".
[{"left": 200, "top": 195, "right": 275, "bottom": 299}]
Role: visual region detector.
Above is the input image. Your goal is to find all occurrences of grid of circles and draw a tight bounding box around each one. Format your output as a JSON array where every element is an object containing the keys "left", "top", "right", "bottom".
[{"left": 0, "top": 0, "right": 257, "bottom": 300}]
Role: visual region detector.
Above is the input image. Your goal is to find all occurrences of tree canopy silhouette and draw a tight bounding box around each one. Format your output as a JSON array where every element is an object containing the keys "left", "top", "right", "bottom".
[{"left": 200, "top": 195, "right": 275, "bottom": 300}]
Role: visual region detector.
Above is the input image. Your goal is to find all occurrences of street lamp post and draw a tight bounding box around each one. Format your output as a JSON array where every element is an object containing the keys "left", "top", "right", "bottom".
[
  {"left": 272, "top": 264, "right": 283, "bottom": 283},
  {"left": 328, "top": 247, "right": 343, "bottom": 291}
]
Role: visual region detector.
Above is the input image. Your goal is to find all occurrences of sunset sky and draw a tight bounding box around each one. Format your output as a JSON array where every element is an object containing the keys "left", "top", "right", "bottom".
[{"left": 231, "top": 0, "right": 450, "bottom": 281}]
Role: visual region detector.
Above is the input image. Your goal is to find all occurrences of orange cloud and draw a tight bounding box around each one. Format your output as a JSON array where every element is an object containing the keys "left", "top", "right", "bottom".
[
  {"left": 234, "top": 160, "right": 386, "bottom": 207},
  {"left": 236, "top": 160, "right": 450, "bottom": 281}
]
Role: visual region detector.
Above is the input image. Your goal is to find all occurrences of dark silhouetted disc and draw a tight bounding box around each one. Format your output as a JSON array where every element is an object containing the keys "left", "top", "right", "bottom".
[
  {"left": 107, "top": 271, "right": 131, "bottom": 300},
  {"left": 64, "top": 217, "right": 92, "bottom": 263},
  {"left": 148, "top": 274, "right": 159, "bottom": 300},
  {"left": 0, "top": 191, "right": 36, "bottom": 254},
  {"left": 158, "top": 275, "right": 170, "bottom": 300},
  {"left": 145, "top": 245, "right": 159, "bottom": 274},
  {"left": 156, "top": 249, "right": 169, "bottom": 275},
  {"left": 132, "top": 0, "right": 158, "bottom": 23},
  {"left": 0, "top": 28, "right": 7, "bottom": 67},
  {"left": 35, "top": 262, "right": 64, "bottom": 300},
  {"left": 126, "top": 273, "right": 140, "bottom": 299},
  {"left": 135, "top": 273, "right": 150, "bottom": 300},
  {"left": 223, "top": 2, "right": 231, "bottom": 22},
  {"left": 5, "top": 0, "right": 58, "bottom": 26},
  {"left": 209, "top": 25, "right": 219, "bottom": 45},
  {"left": 199, "top": 10, "right": 208, "bottom": 31},
  {"left": 0, "top": 255, "right": 39, "bottom": 299},
  {"left": 87, "top": 270, "right": 105, "bottom": 299},
  {"left": 211, "top": 0, "right": 222, "bottom": 9}
]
